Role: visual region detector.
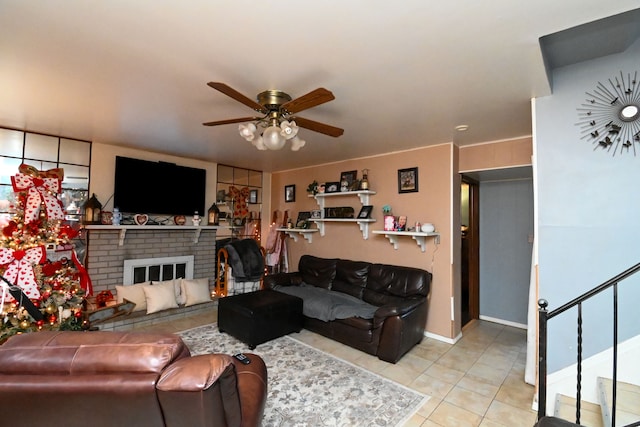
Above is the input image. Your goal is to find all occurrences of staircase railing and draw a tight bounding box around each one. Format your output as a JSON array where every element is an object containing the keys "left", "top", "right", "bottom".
[{"left": 537, "top": 262, "right": 640, "bottom": 426}]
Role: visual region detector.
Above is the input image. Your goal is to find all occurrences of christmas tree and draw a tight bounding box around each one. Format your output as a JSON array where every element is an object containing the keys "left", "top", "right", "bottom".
[{"left": 0, "top": 164, "right": 91, "bottom": 341}]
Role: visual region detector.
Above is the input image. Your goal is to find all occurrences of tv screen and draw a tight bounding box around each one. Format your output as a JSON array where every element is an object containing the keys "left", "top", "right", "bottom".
[{"left": 113, "top": 156, "right": 206, "bottom": 217}]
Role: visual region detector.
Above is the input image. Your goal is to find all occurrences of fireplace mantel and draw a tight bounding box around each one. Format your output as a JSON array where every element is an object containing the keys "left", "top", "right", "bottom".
[{"left": 84, "top": 225, "right": 223, "bottom": 245}]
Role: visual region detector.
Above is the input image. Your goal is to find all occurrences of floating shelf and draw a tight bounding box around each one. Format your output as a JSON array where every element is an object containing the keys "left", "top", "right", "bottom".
[
  {"left": 276, "top": 228, "right": 319, "bottom": 243},
  {"left": 84, "top": 225, "right": 221, "bottom": 246},
  {"left": 372, "top": 230, "right": 440, "bottom": 252},
  {"left": 313, "top": 190, "right": 376, "bottom": 205},
  {"left": 311, "top": 218, "right": 376, "bottom": 239},
  {"left": 310, "top": 190, "right": 377, "bottom": 239}
]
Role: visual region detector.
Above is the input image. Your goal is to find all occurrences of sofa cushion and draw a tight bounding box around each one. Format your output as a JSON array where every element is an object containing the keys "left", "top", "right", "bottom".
[
  {"left": 331, "top": 259, "right": 370, "bottom": 299},
  {"left": 298, "top": 255, "right": 338, "bottom": 289},
  {"left": 367, "top": 264, "right": 431, "bottom": 297}
]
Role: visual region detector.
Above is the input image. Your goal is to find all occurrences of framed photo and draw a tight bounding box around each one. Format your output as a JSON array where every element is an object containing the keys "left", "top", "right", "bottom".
[
  {"left": 249, "top": 189, "right": 258, "bottom": 204},
  {"left": 357, "top": 205, "right": 373, "bottom": 219},
  {"left": 285, "top": 184, "right": 296, "bottom": 202},
  {"left": 310, "top": 209, "right": 322, "bottom": 219},
  {"left": 325, "top": 181, "right": 340, "bottom": 193},
  {"left": 296, "top": 211, "right": 311, "bottom": 229},
  {"left": 340, "top": 170, "right": 357, "bottom": 188},
  {"left": 398, "top": 167, "right": 418, "bottom": 193}
]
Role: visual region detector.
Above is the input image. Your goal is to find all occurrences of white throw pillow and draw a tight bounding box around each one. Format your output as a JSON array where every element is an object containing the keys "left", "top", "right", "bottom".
[
  {"left": 115, "top": 282, "right": 150, "bottom": 312},
  {"left": 181, "top": 278, "right": 212, "bottom": 307},
  {"left": 153, "top": 279, "right": 185, "bottom": 305},
  {"left": 143, "top": 281, "right": 178, "bottom": 314}
]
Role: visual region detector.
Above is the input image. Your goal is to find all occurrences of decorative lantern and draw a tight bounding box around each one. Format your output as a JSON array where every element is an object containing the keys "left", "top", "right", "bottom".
[
  {"left": 360, "top": 169, "right": 369, "bottom": 190},
  {"left": 207, "top": 203, "right": 220, "bottom": 225},
  {"left": 82, "top": 193, "right": 102, "bottom": 225}
]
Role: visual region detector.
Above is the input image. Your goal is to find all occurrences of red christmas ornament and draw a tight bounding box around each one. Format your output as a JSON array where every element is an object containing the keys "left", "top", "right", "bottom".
[
  {"left": 36, "top": 320, "right": 44, "bottom": 327},
  {"left": 74, "top": 311, "right": 82, "bottom": 318},
  {"left": 2, "top": 221, "right": 17, "bottom": 237}
]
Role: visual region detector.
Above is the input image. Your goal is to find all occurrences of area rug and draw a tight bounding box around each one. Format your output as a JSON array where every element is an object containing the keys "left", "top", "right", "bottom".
[{"left": 178, "top": 324, "right": 429, "bottom": 427}]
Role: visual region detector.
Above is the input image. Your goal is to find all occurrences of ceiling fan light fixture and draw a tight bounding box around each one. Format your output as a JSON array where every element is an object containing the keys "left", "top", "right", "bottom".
[
  {"left": 262, "top": 125, "right": 286, "bottom": 150},
  {"left": 239, "top": 123, "right": 257, "bottom": 141},
  {"left": 252, "top": 135, "right": 267, "bottom": 150},
  {"left": 290, "top": 136, "right": 306, "bottom": 151},
  {"left": 280, "top": 120, "right": 299, "bottom": 140}
]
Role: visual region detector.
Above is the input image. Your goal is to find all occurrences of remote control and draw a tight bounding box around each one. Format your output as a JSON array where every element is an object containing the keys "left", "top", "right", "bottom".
[{"left": 233, "top": 353, "right": 251, "bottom": 365}]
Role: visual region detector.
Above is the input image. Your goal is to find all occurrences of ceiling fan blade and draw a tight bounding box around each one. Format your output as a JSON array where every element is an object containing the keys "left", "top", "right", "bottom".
[
  {"left": 202, "top": 117, "right": 257, "bottom": 126},
  {"left": 281, "top": 88, "right": 335, "bottom": 114},
  {"left": 207, "top": 82, "right": 267, "bottom": 113},
  {"left": 293, "top": 116, "right": 344, "bottom": 137}
]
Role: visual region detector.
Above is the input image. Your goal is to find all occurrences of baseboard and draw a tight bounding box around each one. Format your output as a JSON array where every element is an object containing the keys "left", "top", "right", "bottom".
[
  {"left": 479, "top": 315, "right": 527, "bottom": 330},
  {"left": 425, "top": 330, "right": 461, "bottom": 344}
]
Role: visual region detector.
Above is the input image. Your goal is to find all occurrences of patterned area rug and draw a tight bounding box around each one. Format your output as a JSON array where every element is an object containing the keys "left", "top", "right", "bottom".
[{"left": 178, "top": 324, "right": 428, "bottom": 427}]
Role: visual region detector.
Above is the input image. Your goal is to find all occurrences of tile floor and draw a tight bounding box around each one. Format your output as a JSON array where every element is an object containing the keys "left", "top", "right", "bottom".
[{"left": 135, "top": 310, "right": 537, "bottom": 427}]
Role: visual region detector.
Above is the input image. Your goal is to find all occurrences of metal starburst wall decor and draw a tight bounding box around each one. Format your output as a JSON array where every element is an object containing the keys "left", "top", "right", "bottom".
[{"left": 577, "top": 71, "right": 640, "bottom": 156}]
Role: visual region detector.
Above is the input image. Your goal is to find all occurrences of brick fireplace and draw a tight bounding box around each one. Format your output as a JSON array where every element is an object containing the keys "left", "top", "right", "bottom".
[
  {"left": 85, "top": 227, "right": 218, "bottom": 295},
  {"left": 82, "top": 227, "right": 220, "bottom": 330}
]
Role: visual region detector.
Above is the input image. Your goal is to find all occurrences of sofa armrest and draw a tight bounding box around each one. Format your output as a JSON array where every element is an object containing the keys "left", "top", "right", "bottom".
[
  {"left": 263, "top": 272, "right": 303, "bottom": 289},
  {"left": 374, "top": 298, "right": 424, "bottom": 319},
  {"left": 157, "top": 353, "right": 267, "bottom": 427},
  {"left": 232, "top": 354, "right": 268, "bottom": 427},
  {"left": 376, "top": 298, "right": 428, "bottom": 363},
  {"left": 157, "top": 353, "right": 235, "bottom": 392}
]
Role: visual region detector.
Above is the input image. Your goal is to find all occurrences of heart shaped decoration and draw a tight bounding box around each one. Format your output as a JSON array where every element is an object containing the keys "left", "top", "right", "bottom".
[{"left": 134, "top": 214, "right": 149, "bottom": 226}]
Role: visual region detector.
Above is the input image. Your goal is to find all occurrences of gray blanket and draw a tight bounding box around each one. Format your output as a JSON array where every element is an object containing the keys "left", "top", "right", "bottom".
[{"left": 274, "top": 283, "right": 378, "bottom": 322}]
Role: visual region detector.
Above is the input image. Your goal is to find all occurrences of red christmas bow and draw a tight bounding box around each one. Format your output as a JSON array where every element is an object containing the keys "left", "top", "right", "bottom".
[
  {"left": 0, "top": 246, "right": 46, "bottom": 301},
  {"left": 11, "top": 173, "right": 64, "bottom": 224}
]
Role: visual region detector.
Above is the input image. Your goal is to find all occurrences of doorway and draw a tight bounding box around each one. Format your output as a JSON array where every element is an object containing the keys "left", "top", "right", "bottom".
[{"left": 461, "top": 176, "right": 479, "bottom": 327}]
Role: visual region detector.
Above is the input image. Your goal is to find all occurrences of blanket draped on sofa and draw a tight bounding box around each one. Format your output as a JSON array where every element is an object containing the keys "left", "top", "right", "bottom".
[{"left": 274, "top": 283, "right": 378, "bottom": 321}]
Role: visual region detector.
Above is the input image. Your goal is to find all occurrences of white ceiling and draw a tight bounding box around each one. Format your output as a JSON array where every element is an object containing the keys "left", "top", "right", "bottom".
[{"left": 1, "top": 1, "right": 638, "bottom": 172}]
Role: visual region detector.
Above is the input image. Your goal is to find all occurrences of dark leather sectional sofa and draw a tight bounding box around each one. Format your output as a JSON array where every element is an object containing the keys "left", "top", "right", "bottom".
[{"left": 264, "top": 255, "right": 432, "bottom": 363}]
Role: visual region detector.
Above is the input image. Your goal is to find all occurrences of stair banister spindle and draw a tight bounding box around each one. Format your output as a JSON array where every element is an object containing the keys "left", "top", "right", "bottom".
[
  {"left": 613, "top": 283, "right": 618, "bottom": 427},
  {"left": 537, "top": 299, "right": 549, "bottom": 420},
  {"left": 576, "top": 302, "right": 583, "bottom": 425}
]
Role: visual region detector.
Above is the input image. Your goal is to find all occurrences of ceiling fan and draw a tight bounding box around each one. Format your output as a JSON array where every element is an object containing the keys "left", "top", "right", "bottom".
[{"left": 203, "top": 82, "right": 344, "bottom": 151}]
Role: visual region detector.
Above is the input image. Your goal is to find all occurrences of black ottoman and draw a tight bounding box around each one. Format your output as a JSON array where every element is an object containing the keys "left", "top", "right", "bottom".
[{"left": 218, "top": 290, "right": 303, "bottom": 349}]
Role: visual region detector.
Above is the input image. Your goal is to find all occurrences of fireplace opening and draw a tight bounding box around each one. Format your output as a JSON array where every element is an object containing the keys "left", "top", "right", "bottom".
[{"left": 123, "top": 256, "right": 194, "bottom": 285}]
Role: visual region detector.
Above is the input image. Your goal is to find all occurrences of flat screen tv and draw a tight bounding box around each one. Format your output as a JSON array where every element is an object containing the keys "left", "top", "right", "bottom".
[{"left": 113, "top": 156, "right": 206, "bottom": 217}]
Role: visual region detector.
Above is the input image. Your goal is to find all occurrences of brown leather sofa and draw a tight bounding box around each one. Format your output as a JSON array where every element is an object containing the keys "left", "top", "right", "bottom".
[
  {"left": 0, "top": 331, "right": 267, "bottom": 427},
  {"left": 263, "top": 255, "right": 431, "bottom": 363}
]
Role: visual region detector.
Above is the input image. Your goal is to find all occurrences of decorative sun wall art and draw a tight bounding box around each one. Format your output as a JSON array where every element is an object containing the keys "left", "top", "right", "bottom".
[{"left": 577, "top": 71, "right": 640, "bottom": 156}]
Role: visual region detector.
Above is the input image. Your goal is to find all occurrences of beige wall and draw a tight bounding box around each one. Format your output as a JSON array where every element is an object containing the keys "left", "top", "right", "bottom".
[
  {"left": 459, "top": 136, "right": 532, "bottom": 172},
  {"left": 271, "top": 144, "right": 456, "bottom": 339}
]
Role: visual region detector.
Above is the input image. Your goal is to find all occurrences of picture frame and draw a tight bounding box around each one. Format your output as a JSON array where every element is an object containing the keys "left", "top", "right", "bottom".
[
  {"left": 249, "top": 189, "right": 258, "bottom": 204},
  {"left": 398, "top": 167, "right": 419, "bottom": 193},
  {"left": 296, "top": 211, "right": 311, "bottom": 229},
  {"left": 285, "top": 184, "right": 296, "bottom": 202},
  {"left": 325, "top": 181, "right": 340, "bottom": 193},
  {"left": 340, "top": 170, "right": 357, "bottom": 189},
  {"left": 357, "top": 205, "right": 373, "bottom": 219},
  {"left": 310, "top": 209, "right": 322, "bottom": 219}
]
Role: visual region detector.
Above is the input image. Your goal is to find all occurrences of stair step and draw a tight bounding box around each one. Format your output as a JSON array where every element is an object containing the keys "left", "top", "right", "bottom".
[
  {"left": 555, "top": 394, "right": 604, "bottom": 427},
  {"left": 597, "top": 377, "right": 640, "bottom": 427}
]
